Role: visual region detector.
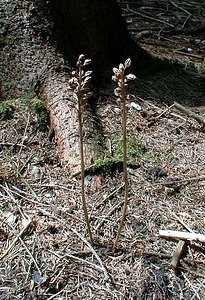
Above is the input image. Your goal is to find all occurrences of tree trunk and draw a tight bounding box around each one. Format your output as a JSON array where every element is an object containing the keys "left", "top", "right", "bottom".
[
  {"left": 49, "top": 0, "right": 156, "bottom": 85},
  {"left": 1, "top": 0, "right": 159, "bottom": 173}
]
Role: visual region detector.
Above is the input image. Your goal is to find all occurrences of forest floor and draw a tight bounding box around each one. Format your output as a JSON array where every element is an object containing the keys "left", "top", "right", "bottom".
[{"left": 1, "top": 1, "right": 205, "bottom": 299}]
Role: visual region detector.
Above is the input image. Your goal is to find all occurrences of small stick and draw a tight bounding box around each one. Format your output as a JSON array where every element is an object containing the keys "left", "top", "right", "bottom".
[
  {"left": 174, "top": 102, "right": 205, "bottom": 126},
  {"left": 17, "top": 112, "right": 31, "bottom": 169},
  {"left": 170, "top": 1, "right": 192, "bottom": 16},
  {"left": 0, "top": 142, "right": 26, "bottom": 148},
  {"left": 171, "top": 240, "right": 187, "bottom": 268},
  {"left": 154, "top": 104, "right": 175, "bottom": 120},
  {"left": 49, "top": 250, "right": 103, "bottom": 273},
  {"left": 0, "top": 216, "right": 32, "bottom": 260},
  {"left": 159, "top": 230, "right": 205, "bottom": 244},
  {"left": 161, "top": 174, "right": 205, "bottom": 186},
  {"left": 183, "top": 70, "right": 205, "bottom": 79},
  {"left": 170, "top": 0, "right": 192, "bottom": 28},
  {"left": 140, "top": 251, "right": 204, "bottom": 264},
  {"left": 18, "top": 236, "right": 42, "bottom": 275},
  {"left": 170, "top": 212, "right": 193, "bottom": 268},
  {"left": 135, "top": 95, "right": 187, "bottom": 121},
  {"left": 125, "top": 7, "right": 174, "bottom": 27},
  {"left": 173, "top": 50, "right": 204, "bottom": 60},
  {"left": 96, "top": 200, "right": 124, "bottom": 231},
  {"left": 96, "top": 183, "right": 124, "bottom": 209},
  {"left": 71, "top": 228, "right": 109, "bottom": 280},
  {"left": 171, "top": 211, "right": 194, "bottom": 233}
]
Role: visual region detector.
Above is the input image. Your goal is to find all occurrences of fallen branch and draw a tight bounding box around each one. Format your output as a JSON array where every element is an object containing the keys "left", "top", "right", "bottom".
[
  {"left": 159, "top": 230, "right": 205, "bottom": 244},
  {"left": 174, "top": 102, "right": 205, "bottom": 126}
]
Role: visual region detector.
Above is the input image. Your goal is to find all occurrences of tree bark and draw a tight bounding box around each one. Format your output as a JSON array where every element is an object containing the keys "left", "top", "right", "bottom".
[
  {"left": 49, "top": 0, "right": 157, "bottom": 85},
  {"left": 1, "top": 0, "right": 160, "bottom": 173}
]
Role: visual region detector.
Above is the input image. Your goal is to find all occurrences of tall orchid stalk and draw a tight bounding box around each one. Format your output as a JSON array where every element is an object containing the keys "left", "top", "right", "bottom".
[
  {"left": 68, "top": 54, "right": 93, "bottom": 244},
  {"left": 112, "top": 59, "right": 136, "bottom": 254}
]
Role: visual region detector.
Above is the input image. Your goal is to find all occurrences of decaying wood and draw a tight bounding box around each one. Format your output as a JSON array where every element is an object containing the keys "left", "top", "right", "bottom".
[
  {"left": 159, "top": 230, "right": 205, "bottom": 244},
  {"left": 174, "top": 102, "right": 205, "bottom": 126}
]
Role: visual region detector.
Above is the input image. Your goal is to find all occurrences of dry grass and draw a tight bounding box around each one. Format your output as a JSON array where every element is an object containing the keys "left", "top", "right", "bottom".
[{"left": 0, "top": 86, "right": 205, "bottom": 299}]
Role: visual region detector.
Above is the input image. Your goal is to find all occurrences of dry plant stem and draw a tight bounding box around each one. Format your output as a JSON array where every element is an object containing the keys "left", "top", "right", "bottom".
[
  {"left": 112, "top": 81, "right": 128, "bottom": 254},
  {"left": 77, "top": 64, "right": 93, "bottom": 244},
  {"left": 111, "top": 59, "right": 136, "bottom": 254}
]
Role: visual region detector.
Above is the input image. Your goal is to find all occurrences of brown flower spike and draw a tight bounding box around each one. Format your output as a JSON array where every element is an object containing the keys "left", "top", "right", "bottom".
[
  {"left": 112, "top": 58, "right": 136, "bottom": 254},
  {"left": 68, "top": 54, "right": 93, "bottom": 244}
]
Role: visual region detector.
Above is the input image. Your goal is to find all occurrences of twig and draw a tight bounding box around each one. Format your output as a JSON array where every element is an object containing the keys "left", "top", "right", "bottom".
[
  {"left": 135, "top": 95, "right": 187, "bottom": 121},
  {"left": 140, "top": 251, "right": 204, "bottom": 265},
  {"left": 19, "top": 176, "right": 42, "bottom": 203},
  {"left": 170, "top": 1, "right": 191, "bottom": 16},
  {"left": 1, "top": 184, "right": 49, "bottom": 206},
  {"left": 180, "top": 262, "right": 205, "bottom": 280},
  {"left": 96, "top": 200, "right": 124, "bottom": 231},
  {"left": 18, "top": 235, "right": 42, "bottom": 275},
  {"left": 71, "top": 227, "right": 109, "bottom": 280},
  {"left": 154, "top": 104, "right": 175, "bottom": 120},
  {"left": 182, "top": 273, "right": 202, "bottom": 298},
  {"left": 174, "top": 102, "right": 205, "bottom": 126},
  {"left": 165, "top": 212, "right": 199, "bottom": 268},
  {"left": 190, "top": 279, "right": 205, "bottom": 300},
  {"left": 48, "top": 249, "right": 104, "bottom": 275},
  {"left": 47, "top": 285, "right": 68, "bottom": 300},
  {"left": 125, "top": 6, "right": 174, "bottom": 27},
  {"left": 161, "top": 174, "right": 205, "bottom": 186},
  {"left": 170, "top": 1, "right": 192, "bottom": 28},
  {"left": 67, "top": 254, "right": 103, "bottom": 272},
  {"left": 0, "top": 142, "right": 26, "bottom": 148},
  {"left": 171, "top": 240, "right": 187, "bottom": 268},
  {"left": 0, "top": 215, "right": 32, "bottom": 260},
  {"left": 173, "top": 50, "right": 204, "bottom": 60},
  {"left": 171, "top": 211, "right": 194, "bottom": 233},
  {"left": 96, "top": 183, "right": 124, "bottom": 209},
  {"left": 183, "top": 70, "right": 205, "bottom": 79},
  {"left": 159, "top": 230, "right": 205, "bottom": 244}
]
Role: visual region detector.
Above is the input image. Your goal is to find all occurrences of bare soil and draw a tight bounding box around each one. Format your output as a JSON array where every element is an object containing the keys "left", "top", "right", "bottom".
[{"left": 0, "top": 1, "right": 205, "bottom": 299}]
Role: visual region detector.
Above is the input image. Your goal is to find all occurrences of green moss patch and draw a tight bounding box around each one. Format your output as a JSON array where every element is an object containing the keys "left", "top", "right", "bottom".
[
  {"left": 0, "top": 100, "right": 15, "bottom": 120},
  {"left": 87, "top": 136, "right": 157, "bottom": 174},
  {"left": 20, "top": 90, "right": 49, "bottom": 128}
]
